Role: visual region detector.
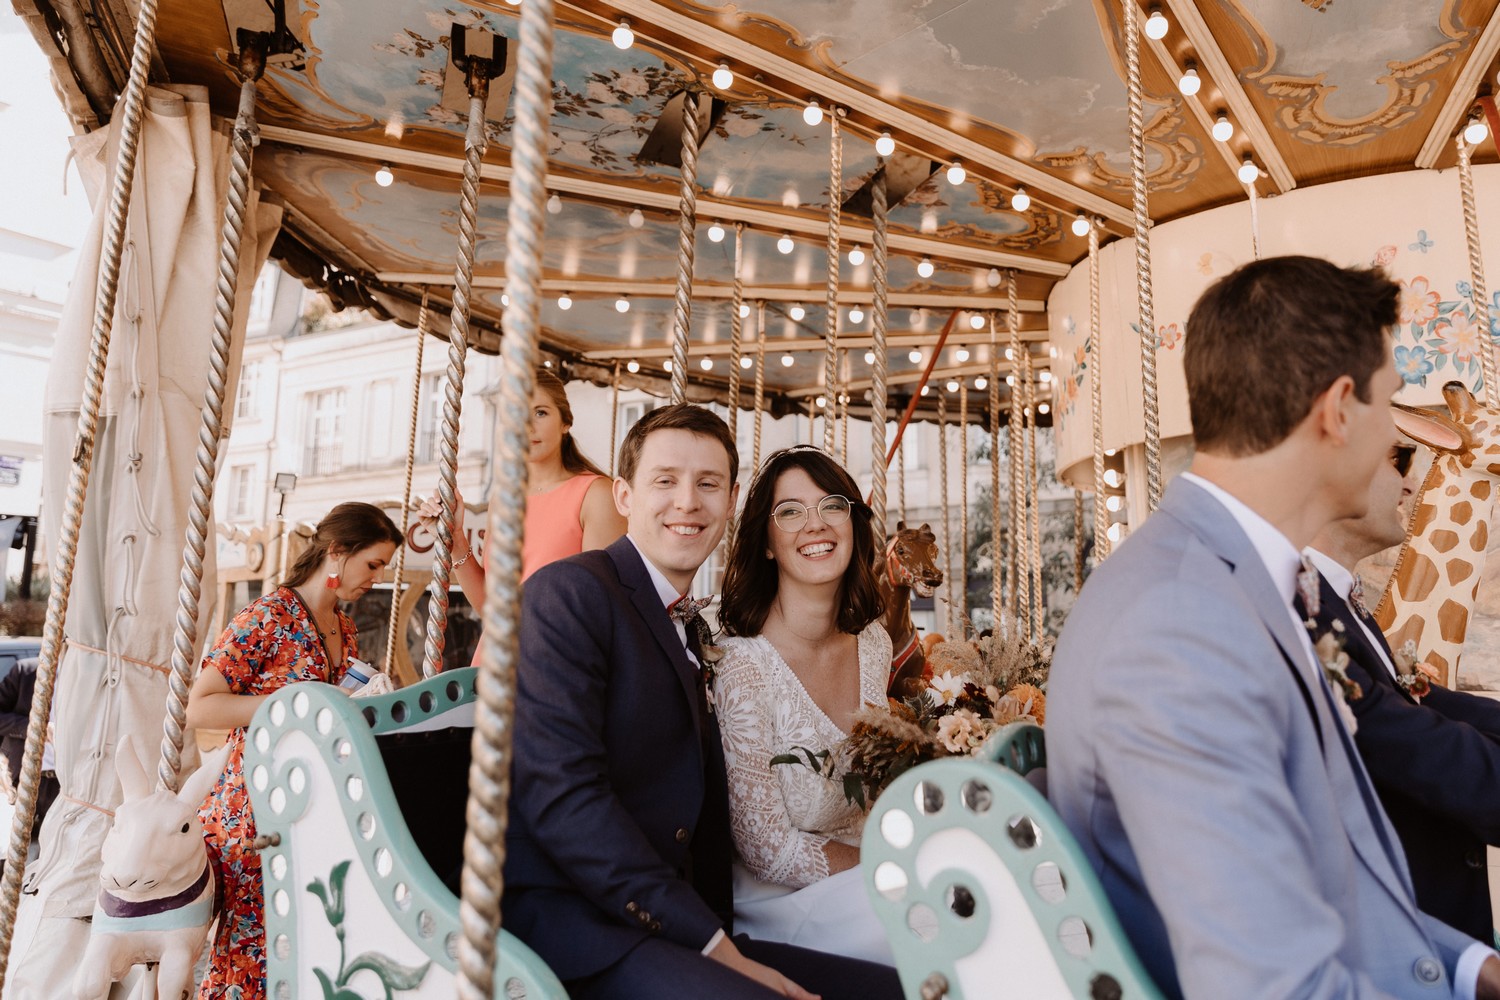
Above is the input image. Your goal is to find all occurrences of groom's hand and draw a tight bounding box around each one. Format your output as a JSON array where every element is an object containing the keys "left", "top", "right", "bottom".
[{"left": 707, "top": 936, "right": 821, "bottom": 1000}]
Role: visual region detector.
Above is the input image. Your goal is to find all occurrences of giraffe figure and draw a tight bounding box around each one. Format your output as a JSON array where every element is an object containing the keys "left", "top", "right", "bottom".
[{"left": 1375, "top": 380, "right": 1500, "bottom": 686}]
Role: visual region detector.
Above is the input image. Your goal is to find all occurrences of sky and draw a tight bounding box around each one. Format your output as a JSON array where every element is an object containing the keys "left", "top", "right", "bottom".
[{"left": 0, "top": 8, "right": 92, "bottom": 303}]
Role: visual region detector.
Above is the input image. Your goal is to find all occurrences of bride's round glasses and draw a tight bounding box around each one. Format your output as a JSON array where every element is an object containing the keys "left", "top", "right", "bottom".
[{"left": 771, "top": 494, "right": 853, "bottom": 532}]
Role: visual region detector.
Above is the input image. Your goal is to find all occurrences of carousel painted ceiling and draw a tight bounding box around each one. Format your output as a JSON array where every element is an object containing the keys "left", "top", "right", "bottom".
[{"left": 15, "top": 0, "right": 1500, "bottom": 411}]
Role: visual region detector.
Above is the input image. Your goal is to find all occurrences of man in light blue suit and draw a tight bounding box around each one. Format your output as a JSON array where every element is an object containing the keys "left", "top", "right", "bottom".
[{"left": 1049, "top": 256, "right": 1500, "bottom": 999}]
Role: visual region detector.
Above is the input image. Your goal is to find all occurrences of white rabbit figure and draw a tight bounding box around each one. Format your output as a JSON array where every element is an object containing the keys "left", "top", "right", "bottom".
[{"left": 73, "top": 734, "right": 227, "bottom": 1000}]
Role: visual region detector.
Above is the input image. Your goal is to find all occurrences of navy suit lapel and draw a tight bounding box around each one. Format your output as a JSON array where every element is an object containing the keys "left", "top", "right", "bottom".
[
  {"left": 608, "top": 538, "right": 706, "bottom": 737},
  {"left": 1317, "top": 575, "right": 1415, "bottom": 706}
]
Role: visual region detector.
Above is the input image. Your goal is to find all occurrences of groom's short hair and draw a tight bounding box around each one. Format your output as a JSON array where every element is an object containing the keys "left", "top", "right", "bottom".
[
  {"left": 1185, "top": 255, "right": 1398, "bottom": 457},
  {"left": 616, "top": 403, "right": 740, "bottom": 487}
]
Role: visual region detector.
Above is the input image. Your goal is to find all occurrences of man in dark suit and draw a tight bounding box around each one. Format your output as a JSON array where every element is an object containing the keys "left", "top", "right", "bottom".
[
  {"left": 503, "top": 403, "right": 900, "bottom": 1000},
  {"left": 1307, "top": 440, "right": 1500, "bottom": 942}
]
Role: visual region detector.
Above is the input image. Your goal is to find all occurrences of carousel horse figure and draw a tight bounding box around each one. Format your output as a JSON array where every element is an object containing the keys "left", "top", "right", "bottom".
[
  {"left": 1376, "top": 381, "right": 1500, "bottom": 686},
  {"left": 75, "top": 735, "right": 227, "bottom": 1000},
  {"left": 876, "top": 521, "right": 944, "bottom": 698}
]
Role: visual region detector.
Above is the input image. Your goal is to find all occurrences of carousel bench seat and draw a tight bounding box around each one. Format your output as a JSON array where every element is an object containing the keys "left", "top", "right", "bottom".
[
  {"left": 862, "top": 723, "right": 1162, "bottom": 1000},
  {"left": 246, "top": 668, "right": 568, "bottom": 999}
]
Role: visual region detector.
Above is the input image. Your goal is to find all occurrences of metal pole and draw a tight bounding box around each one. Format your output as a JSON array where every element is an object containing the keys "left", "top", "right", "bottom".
[
  {"left": 753, "top": 302, "right": 767, "bottom": 470},
  {"left": 726, "top": 225, "right": 745, "bottom": 446},
  {"left": 823, "top": 113, "right": 843, "bottom": 453},
  {"left": 669, "top": 90, "right": 703, "bottom": 405},
  {"left": 868, "top": 167, "right": 890, "bottom": 541},
  {"left": 1088, "top": 220, "right": 1110, "bottom": 561}
]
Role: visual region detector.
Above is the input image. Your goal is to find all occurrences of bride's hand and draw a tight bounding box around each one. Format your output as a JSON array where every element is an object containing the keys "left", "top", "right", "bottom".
[
  {"left": 708, "top": 936, "right": 820, "bottom": 1000},
  {"left": 416, "top": 488, "right": 467, "bottom": 543}
]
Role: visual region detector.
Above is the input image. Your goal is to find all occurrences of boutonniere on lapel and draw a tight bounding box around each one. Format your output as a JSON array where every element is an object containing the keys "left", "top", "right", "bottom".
[
  {"left": 1391, "top": 640, "right": 1440, "bottom": 701},
  {"left": 690, "top": 616, "right": 724, "bottom": 713},
  {"left": 1297, "top": 559, "right": 1364, "bottom": 734}
]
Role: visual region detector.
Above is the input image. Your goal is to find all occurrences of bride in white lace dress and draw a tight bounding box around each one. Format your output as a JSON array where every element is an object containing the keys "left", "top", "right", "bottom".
[{"left": 714, "top": 446, "right": 894, "bottom": 965}]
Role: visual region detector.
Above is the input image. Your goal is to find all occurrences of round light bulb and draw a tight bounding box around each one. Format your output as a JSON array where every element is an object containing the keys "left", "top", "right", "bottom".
[
  {"left": 848, "top": 245, "right": 866, "bottom": 266},
  {"left": 777, "top": 233, "right": 795, "bottom": 254},
  {"left": 1103, "top": 468, "right": 1123, "bottom": 488},
  {"left": 816, "top": 395, "right": 827, "bottom": 408},
  {"left": 946, "top": 160, "right": 966, "bottom": 185},
  {"left": 1107, "top": 523, "right": 1124, "bottom": 542},
  {"left": 1238, "top": 156, "right": 1259, "bottom": 184},
  {"left": 789, "top": 304, "right": 806, "bottom": 321},
  {"left": 969, "top": 313, "right": 986, "bottom": 330},
  {"left": 875, "top": 132, "right": 896, "bottom": 157},
  {"left": 374, "top": 164, "right": 395, "bottom": 187},
  {"left": 1144, "top": 7, "right": 1169, "bottom": 40},
  {"left": 864, "top": 351, "right": 876, "bottom": 364},
  {"left": 738, "top": 303, "right": 750, "bottom": 318},
  {"left": 615, "top": 297, "right": 630, "bottom": 314},
  {"left": 1004, "top": 347, "right": 1014, "bottom": 361},
  {"left": 1212, "top": 113, "right": 1233, "bottom": 143},
  {"left": 849, "top": 307, "right": 865, "bottom": 324},
  {"left": 1106, "top": 495, "right": 1124, "bottom": 512},
  {"left": 916, "top": 257, "right": 935, "bottom": 278},
  {"left": 628, "top": 207, "right": 645, "bottom": 229},
  {"left": 803, "top": 100, "right": 824, "bottom": 127},
  {"left": 1105, "top": 448, "right": 1118, "bottom": 457},
  {"left": 627, "top": 360, "right": 640, "bottom": 373},
  {"left": 707, "top": 222, "right": 726, "bottom": 243},
  {"left": 908, "top": 350, "right": 923, "bottom": 363},
  {"left": 1072, "top": 213, "right": 1091, "bottom": 236},
  {"left": 712, "top": 63, "right": 733, "bottom": 90},
  {"left": 955, "top": 348, "right": 970, "bottom": 362},
  {"left": 920, "top": 385, "right": 930, "bottom": 396},
  {"left": 501, "top": 293, "right": 510, "bottom": 307},
  {"left": 740, "top": 355, "right": 753, "bottom": 369},
  {"left": 700, "top": 357, "right": 714, "bottom": 371},
  {"left": 1006, "top": 375, "right": 1016, "bottom": 386},
  {"left": 1010, "top": 187, "right": 1031, "bottom": 212},
  {"left": 1038, "top": 402, "right": 1050, "bottom": 414},
  {"left": 1178, "top": 67, "right": 1201, "bottom": 97},
  {"left": 663, "top": 360, "right": 673, "bottom": 372},
  {"left": 1465, "top": 117, "right": 1489, "bottom": 145},
  {"left": 547, "top": 193, "right": 562, "bottom": 214},
  {"left": 946, "top": 380, "right": 960, "bottom": 393},
  {"left": 974, "top": 376, "right": 987, "bottom": 390},
  {"left": 557, "top": 294, "right": 572, "bottom": 311},
  {"left": 780, "top": 354, "right": 795, "bottom": 367},
  {"left": 987, "top": 267, "right": 1002, "bottom": 288},
  {"left": 612, "top": 19, "right": 634, "bottom": 49},
  {"left": 1040, "top": 370, "right": 1053, "bottom": 383}
]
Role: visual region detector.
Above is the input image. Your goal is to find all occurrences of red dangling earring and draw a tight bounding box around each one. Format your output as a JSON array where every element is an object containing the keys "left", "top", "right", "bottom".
[{"left": 325, "top": 571, "right": 341, "bottom": 590}]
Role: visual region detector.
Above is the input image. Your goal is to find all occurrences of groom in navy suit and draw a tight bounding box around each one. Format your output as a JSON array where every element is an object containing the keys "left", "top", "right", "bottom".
[
  {"left": 503, "top": 403, "right": 900, "bottom": 1000},
  {"left": 1307, "top": 438, "right": 1500, "bottom": 942}
]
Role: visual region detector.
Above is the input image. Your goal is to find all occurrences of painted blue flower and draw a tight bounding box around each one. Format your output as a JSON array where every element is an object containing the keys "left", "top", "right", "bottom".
[
  {"left": 1409, "top": 230, "right": 1434, "bottom": 253},
  {"left": 1394, "top": 344, "right": 1434, "bottom": 385},
  {"left": 1458, "top": 280, "right": 1474, "bottom": 300}
]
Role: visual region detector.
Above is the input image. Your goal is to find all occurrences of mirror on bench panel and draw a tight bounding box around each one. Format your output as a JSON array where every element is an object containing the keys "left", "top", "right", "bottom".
[
  {"left": 246, "top": 668, "right": 570, "bottom": 999},
  {"left": 861, "top": 723, "right": 1162, "bottom": 1000}
]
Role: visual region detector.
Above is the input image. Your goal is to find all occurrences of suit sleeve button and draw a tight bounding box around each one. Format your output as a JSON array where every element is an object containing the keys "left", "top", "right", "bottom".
[
  {"left": 1414, "top": 957, "right": 1442, "bottom": 984},
  {"left": 649, "top": 920, "right": 661, "bottom": 932},
  {"left": 1465, "top": 849, "right": 1484, "bottom": 868},
  {"left": 625, "top": 901, "right": 639, "bottom": 914},
  {"left": 675, "top": 827, "right": 689, "bottom": 843}
]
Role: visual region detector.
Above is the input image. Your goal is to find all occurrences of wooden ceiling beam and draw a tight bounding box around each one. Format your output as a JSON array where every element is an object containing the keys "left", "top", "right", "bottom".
[
  {"left": 589, "top": 0, "right": 1135, "bottom": 227},
  {"left": 1161, "top": 0, "right": 1295, "bottom": 192},
  {"left": 1416, "top": 3, "right": 1500, "bottom": 168},
  {"left": 1139, "top": 10, "right": 1256, "bottom": 187},
  {"left": 261, "top": 127, "right": 1070, "bottom": 277}
]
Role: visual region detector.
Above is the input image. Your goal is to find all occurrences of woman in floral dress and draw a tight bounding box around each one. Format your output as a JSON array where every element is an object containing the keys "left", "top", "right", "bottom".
[
  {"left": 186, "top": 502, "right": 402, "bottom": 999},
  {"left": 715, "top": 446, "right": 893, "bottom": 964}
]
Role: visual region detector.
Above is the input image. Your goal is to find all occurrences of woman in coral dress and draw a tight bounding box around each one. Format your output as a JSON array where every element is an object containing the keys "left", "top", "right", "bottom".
[{"left": 186, "top": 502, "right": 402, "bottom": 999}]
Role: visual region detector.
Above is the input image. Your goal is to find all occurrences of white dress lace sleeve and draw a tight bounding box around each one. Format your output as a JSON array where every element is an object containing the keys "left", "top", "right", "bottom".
[{"left": 714, "top": 638, "right": 833, "bottom": 890}]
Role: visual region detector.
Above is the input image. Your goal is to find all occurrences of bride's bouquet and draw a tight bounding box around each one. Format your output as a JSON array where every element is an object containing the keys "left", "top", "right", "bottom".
[{"left": 774, "top": 629, "right": 1053, "bottom": 809}]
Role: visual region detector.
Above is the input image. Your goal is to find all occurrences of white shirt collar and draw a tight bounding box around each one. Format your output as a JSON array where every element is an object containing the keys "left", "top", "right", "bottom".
[
  {"left": 1180, "top": 472, "right": 1304, "bottom": 608},
  {"left": 626, "top": 534, "right": 687, "bottom": 610},
  {"left": 1303, "top": 548, "right": 1355, "bottom": 599}
]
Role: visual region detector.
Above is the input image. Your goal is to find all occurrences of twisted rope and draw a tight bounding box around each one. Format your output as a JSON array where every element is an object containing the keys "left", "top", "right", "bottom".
[
  {"left": 385, "top": 291, "right": 430, "bottom": 675},
  {"left": 608, "top": 361, "right": 621, "bottom": 477},
  {"left": 753, "top": 302, "right": 767, "bottom": 470},
  {"left": 160, "top": 60, "right": 263, "bottom": 795},
  {"left": 868, "top": 167, "right": 890, "bottom": 541},
  {"left": 1122, "top": 0, "right": 1163, "bottom": 511},
  {"left": 896, "top": 438, "right": 907, "bottom": 524},
  {"left": 1088, "top": 221, "right": 1109, "bottom": 562},
  {"left": 990, "top": 315, "right": 1005, "bottom": 636},
  {"left": 727, "top": 225, "right": 745, "bottom": 445},
  {"left": 1457, "top": 132, "right": 1497, "bottom": 406},
  {"left": 807, "top": 400, "right": 818, "bottom": 445},
  {"left": 1024, "top": 350, "right": 1043, "bottom": 643},
  {"left": 838, "top": 350, "right": 850, "bottom": 467},
  {"left": 937, "top": 391, "right": 951, "bottom": 634},
  {"left": 457, "top": 4, "right": 555, "bottom": 995},
  {"left": 0, "top": 0, "right": 164, "bottom": 980},
  {"left": 1005, "top": 289, "right": 1025, "bottom": 634},
  {"left": 1073, "top": 490, "right": 1085, "bottom": 593},
  {"left": 958, "top": 382, "right": 969, "bottom": 631},
  {"left": 669, "top": 90, "right": 702, "bottom": 405},
  {"left": 422, "top": 77, "right": 489, "bottom": 681},
  {"left": 824, "top": 113, "right": 843, "bottom": 453}
]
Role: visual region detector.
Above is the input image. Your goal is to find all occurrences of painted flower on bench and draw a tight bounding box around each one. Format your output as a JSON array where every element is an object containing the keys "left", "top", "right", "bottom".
[
  {"left": 774, "top": 645, "right": 1048, "bottom": 809},
  {"left": 308, "top": 859, "right": 432, "bottom": 999}
]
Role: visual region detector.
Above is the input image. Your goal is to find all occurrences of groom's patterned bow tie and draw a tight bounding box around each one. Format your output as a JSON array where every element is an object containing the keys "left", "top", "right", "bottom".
[{"left": 668, "top": 594, "right": 713, "bottom": 624}]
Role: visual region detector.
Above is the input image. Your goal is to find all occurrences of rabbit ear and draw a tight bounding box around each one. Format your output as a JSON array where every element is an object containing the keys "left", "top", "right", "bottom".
[
  {"left": 176, "top": 744, "right": 228, "bottom": 807},
  {"left": 115, "top": 734, "right": 151, "bottom": 803}
]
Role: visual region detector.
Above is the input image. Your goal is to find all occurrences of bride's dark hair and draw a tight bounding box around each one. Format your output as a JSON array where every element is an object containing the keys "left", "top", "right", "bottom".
[{"left": 719, "top": 446, "right": 883, "bottom": 638}]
